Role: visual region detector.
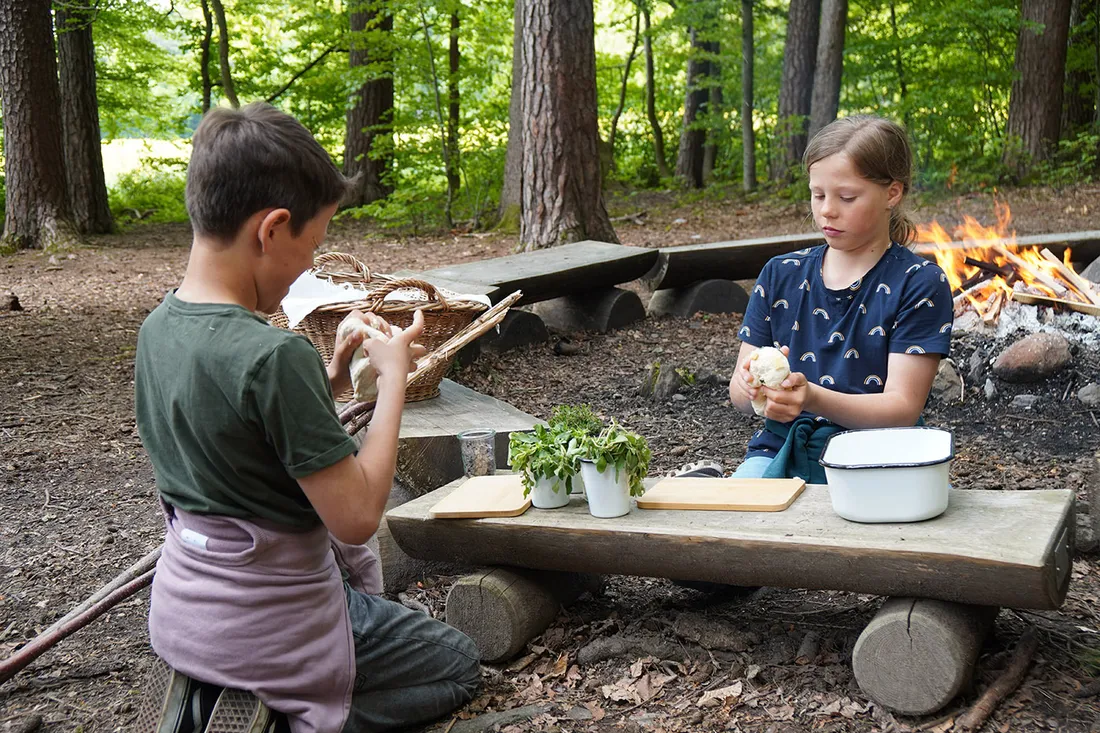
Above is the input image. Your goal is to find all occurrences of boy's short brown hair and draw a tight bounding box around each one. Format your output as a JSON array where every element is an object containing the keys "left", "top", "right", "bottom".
[{"left": 185, "top": 102, "right": 356, "bottom": 240}]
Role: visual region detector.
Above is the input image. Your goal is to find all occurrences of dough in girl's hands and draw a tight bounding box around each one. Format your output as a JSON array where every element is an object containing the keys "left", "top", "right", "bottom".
[
  {"left": 336, "top": 314, "right": 392, "bottom": 402},
  {"left": 747, "top": 346, "right": 791, "bottom": 416}
]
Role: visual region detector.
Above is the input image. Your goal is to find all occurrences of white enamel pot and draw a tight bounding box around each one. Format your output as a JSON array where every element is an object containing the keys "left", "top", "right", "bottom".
[
  {"left": 529, "top": 474, "right": 570, "bottom": 509},
  {"left": 579, "top": 460, "right": 631, "bottom": 518}
]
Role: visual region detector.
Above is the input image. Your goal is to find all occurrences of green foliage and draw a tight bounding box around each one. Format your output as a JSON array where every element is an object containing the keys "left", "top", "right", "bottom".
[
  {"left": 548, "top": 404, "right": 606, "bottom": 437},
  {"left": 577, "top": 420, "right": 651, "bottom": 498},
  {"left": 507, "top": 423, "right": 584, "bottom": 497},
  {"left": 108, "top": 156, "right": 189, "bottom": 225},
  {"left": 1035, "top": 130, "right": 1100, "bottom": 186}
]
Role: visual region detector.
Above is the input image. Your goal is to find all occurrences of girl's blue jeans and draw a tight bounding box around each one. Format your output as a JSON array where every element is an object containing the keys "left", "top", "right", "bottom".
[{"left": 732, "top": 455, "right": 774, "bottom": 478}]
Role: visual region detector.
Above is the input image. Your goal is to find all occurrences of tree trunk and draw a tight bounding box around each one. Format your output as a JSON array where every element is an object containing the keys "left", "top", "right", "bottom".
[
  {"left": 643, "top": 7, "right": 672, "bottom": 179},
  {"left": 447, "top": 7, "right": 461, "bottom": 195},
  {"left": 741, "top": 0, "right": 756, "bottom": 193},
  {"left": 1061, "top": 0, "right": 1094, "bottom": 134},
  {"left": 808, "top": 0, "right": 847, "bottom": 141},
  {"left": 55, "top": 3, "right": 113, "bottom": 235},
  {"left": 209, "top": 0, "right": 239, "bottom": 107},
  {"left": 1003, "top": 0, "right": 1074, "bottom": 173},
  {"left": 772, "top": 0, "right": 820, "bottom": 181},
  {"left": 702, "top": 48, "right": 721, "bottom": 184},
  {"left": 200, "top": 0, "right": 213, "bottom": 112},
  {"left": 609, "top": 8, "right": 641, "bottom": 161},
  {"left": 676, "top": 28, "right": 711, "bottom": 188},
  {"left": 0, "top": 0, "right": 79, "bottom": 249},
  {"left": 344, "top": 1, "right": 395, "bottom": 206},
  {"left": 519, "top": 0, "right": 618, "bottom": 250},
  {"left": 498, "top": 0, "right": 524, "bottom": 232}
]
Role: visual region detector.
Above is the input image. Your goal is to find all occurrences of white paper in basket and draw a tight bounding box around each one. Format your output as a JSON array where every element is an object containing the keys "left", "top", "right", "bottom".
[{"left": 280, "top": 270, "right": 493, "bottom": 329}]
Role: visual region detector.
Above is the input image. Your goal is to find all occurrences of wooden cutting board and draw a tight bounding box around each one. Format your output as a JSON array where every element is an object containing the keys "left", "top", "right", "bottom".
[
  {"left": 429, "top": 474, "right": 532, "bottom": 519},
  {"left": 635, "top": 477, "right": 806, "bottom": 512}
]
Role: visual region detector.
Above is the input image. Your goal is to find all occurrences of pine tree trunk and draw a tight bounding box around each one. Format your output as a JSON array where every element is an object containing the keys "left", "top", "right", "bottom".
[
  {"left": 447, "top": 8, "right": 461, "bottom": 195},
  {"left": 1003, "top": 0, "right": 1074, "bottom": 173},
  {"left": 643, "top": 7, "right": 672, "bottom": 179},
  {"left": 808, "top": 0, "right": 847, "bottom": 141},
  {"left": 498, "top": 0, "right": 524, "bottom": 231},
  {"left": 209, "top": 0, "right": 239, "bottom": 107},
  {"left": 55, "top": 3, "right": 113, "bottom": 235},
  {"left": 0, "top": 0, "right": 79, "bottom": 249},
  {"left": 1061, "top": 0, "right": 1094, "bottom": 134},
  {"left": 519, "top": 0, "right": 618, "bottom": 250},
  {"left": 200, "top": 0, "right": 213, "bottom": 112},
  {"left": 344, "top": 1, "right": 395, "bottom": 206},
  {"left": 773, "top": 0, "right": 820, "bottom": 181},
  {"left": 676, "top": 28, "right": 711, "bottom": 188},
  {"left": 741, "top": 0, "right": 756, "bottom": 193}
]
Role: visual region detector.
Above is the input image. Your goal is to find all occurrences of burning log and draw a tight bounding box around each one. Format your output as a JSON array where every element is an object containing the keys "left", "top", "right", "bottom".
[
  {"left": 1009, "top": 291, "right": 1100, "bottom": 317},
  {"left": 953, "top": 279, "right": 1000, "bottom": 317},
  {"left": 1039, "top": 248, "right": 1100, "bottom": 305},
  {"left": 991, "top": 245, "right": 1069, "bottom": 298},
  {"left": 963, "top": 257, "right": 1013, "bottom": 279},
  {"left": 981, "top": 289, "right": 1004, "bottom": 325}
]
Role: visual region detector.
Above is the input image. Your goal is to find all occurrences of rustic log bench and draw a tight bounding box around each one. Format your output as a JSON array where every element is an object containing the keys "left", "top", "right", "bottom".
[{"left": 385, "top": 479, "right": 1074, "bottom": 716}]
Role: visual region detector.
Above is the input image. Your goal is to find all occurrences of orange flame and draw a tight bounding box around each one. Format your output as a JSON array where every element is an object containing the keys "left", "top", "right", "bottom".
[{"left": 914, "top": 201, "right": 1074, "bottom": 317}]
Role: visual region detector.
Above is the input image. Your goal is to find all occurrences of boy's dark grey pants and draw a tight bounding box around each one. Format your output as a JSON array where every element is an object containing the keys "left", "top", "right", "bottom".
[{"left": 342, "top": 585, "right": 481, "bottom": 732}]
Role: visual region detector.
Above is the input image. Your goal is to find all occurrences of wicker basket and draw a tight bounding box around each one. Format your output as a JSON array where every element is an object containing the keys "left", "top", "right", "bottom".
[{"left": 269, "top": 253, "right": 488, "bottom": 402}]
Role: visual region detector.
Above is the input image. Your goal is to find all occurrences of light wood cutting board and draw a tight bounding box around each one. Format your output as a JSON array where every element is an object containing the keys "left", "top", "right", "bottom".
[
  {"left": 429, "top": 474, "right": 532, "bottom": 519},
  {"left": 635, "top": 477, "right": 806, "bottom": 512}
]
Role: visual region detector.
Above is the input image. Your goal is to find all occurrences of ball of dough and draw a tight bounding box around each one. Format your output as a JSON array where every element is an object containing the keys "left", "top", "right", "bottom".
[
  {"left": 747, "top": 346, "right": 791, "bottom": 416},
  {"left": 336, "top": 315, "right": 391, "bottom": 402}
]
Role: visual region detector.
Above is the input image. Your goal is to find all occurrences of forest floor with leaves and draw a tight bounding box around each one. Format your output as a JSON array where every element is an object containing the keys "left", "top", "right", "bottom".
[{"left": 2, "top": 184, "right": 1100, "bottom": 733}]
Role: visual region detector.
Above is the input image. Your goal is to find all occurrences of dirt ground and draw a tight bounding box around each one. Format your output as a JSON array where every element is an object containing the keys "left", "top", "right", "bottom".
[{"left": 2, "top": 185, "right": 1100, "bottom": 733}]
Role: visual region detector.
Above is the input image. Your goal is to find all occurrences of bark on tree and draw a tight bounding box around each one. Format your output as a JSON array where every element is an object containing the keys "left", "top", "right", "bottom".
[
  {"left": 808, "top": 0, "right": 848, "bottom": 140},
  {"left": 519, "top": 0, "right": 618, "bottom": 250},
  {"left": 1003, "top": 0, "right": 1074, "bottom": 173},
  {"left": 676, "top": 28, "right": 712, "bottom": 188},
  {"left": 643, "top": 6, "right": 672, "bottom": 179},
  {"left": 498, "top": 0, "right": 524, "bottom": 231},
  {"left": 772, "top": 0, "right": 820, "bottom": 181},
  {"left": 447, "top": 8, "right": 461, "bottom": 195},
  {"left": 55, "top": 3, "right": 114, "bottom": 235},
  {"left": 344, "top": 1, "right": 395, "bottom": 206},
  {"left": 609, "top": 9, "right": 642, "bottom": 162},
  {"left": 0, "top": 0, "right": 79, "bottom": 249},
  {"left": 702, "top": 48, "right": 721, "bottom": 184},
  {"left": 209, "top": 0, "right": 239, "bottom": 107},
  {"left": 1061, "top": 0, "right": 1094, "bottom": 134},
  {"left": 741, "top": 0, "right": 756, "bottom": 193},
  {"left": 200, "top": 0, "right": 213, "bottom": 112}
]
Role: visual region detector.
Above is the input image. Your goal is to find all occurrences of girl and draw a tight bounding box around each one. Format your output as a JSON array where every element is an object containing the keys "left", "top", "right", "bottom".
[{"left": 728, "top": 116, "right": 953, "bottom": 481}]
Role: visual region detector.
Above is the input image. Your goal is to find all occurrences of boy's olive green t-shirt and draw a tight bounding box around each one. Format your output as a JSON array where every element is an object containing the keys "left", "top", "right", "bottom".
[{"left": 135, "top": 292, "right": 357, "bottom": 529}]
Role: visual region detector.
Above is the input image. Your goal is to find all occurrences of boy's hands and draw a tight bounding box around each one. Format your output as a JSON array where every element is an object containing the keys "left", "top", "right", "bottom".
[
  {"left": 364, "top": 309, "right": 428, "bottom": 383},
  {"left": 327, "top": 310, "right": 390, "bottom": 395}
]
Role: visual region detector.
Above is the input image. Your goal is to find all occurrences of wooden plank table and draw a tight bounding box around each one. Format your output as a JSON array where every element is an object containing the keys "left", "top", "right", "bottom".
[
  {"left": 387, "top": 478, "right": 1074, "bottom": 715},
  {"left": 418, "top": 240, "right": 659, "bottom": 306}
]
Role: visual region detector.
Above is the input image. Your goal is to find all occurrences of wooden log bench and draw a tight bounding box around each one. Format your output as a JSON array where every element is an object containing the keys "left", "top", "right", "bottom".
[{"left": 385, "top": 479, "right": 1074, "bottom": 715}]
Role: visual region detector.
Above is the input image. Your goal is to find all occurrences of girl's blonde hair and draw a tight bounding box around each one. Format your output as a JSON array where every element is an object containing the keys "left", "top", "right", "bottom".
[{"left": 803, "top": 116, "right": 916, "bottom": 246}]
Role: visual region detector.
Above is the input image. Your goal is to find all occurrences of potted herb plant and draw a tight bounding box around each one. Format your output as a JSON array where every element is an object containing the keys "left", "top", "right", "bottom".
[
  {"left": 507, "top": 423, "right": 582, "bottom": 509},
  {"left": 578, "top": 420, "right": 652, "bottom": 518},
  {"left": 546, "top": 404, "right": 605, "bottom": 496}
]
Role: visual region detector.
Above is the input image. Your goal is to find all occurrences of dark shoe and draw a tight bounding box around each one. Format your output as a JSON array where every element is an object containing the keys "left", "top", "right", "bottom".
[{"left": 133, "top": 658, "right": 222, "bottom": 733}]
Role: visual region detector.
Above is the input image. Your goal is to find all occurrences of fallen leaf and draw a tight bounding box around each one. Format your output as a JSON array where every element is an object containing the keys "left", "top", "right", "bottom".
[
  {"left": 697, "top": 681, "right": 743, "bottom": 708},
  {"left": 584, "top": 702, "right": 606, "bottom": 722},
  {"left": 746, "top": 664, "right": 761, "bottom": 680},
  {"left": 545, "top": 652, "right": 569, "bottom": 679}
]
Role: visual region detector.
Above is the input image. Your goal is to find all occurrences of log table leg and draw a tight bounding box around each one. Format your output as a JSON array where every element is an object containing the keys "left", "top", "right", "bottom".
[
  {"left": 445, "top": 568, "right": 601, "bottom": 663},
  {"left": 852, "top": 597, "right": 999, "bottom": 716}
]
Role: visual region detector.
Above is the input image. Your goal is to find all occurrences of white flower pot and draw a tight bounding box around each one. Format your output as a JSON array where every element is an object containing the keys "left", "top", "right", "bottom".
[
  {"left": 579, "top": 460, "right": 631, "bottom": 518},
  {"left": 529, "top": 475, "right": 570, "bottom": 509},
  {"left": 569, "top": 471, "right": 586, "bottom": 497}
]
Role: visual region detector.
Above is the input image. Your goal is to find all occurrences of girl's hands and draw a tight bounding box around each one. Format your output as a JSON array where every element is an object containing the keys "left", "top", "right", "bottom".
[
  {"left": 363, "top": 309, "right": 428, "bottom": 383},
  {"left": 760, "top": 370, "right": 811, "bottom": 422}
]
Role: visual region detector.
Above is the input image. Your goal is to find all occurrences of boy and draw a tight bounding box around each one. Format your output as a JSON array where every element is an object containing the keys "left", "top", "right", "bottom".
[{"left": 135, "top": 102, "right": 480, "bottom": 733}]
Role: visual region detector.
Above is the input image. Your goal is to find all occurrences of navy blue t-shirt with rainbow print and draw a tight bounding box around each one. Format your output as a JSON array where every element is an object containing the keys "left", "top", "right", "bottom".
[{"left": 738, "top": 242, "right": 954, "bottom": 460}]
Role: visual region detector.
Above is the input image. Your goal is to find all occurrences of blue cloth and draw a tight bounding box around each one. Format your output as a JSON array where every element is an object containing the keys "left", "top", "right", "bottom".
[
  {"left": 739, "top": 243, "right": 953, "bottom": 460},
  {"left": 731, "top": 455, "right": 774, "bottom": 478},
  {"left": 760, "top": 417, "right": 844, "bottom": 484}
]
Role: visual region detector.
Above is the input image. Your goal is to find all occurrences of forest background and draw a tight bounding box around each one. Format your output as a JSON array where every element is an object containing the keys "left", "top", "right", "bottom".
[{"left": 0, "top": 0, "right": 1098, "bottom": 250}]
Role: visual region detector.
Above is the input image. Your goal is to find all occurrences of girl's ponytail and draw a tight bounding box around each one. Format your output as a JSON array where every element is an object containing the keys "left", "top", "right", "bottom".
[{"left": 890, "top": 208, "right": 916, "bottom": 247}]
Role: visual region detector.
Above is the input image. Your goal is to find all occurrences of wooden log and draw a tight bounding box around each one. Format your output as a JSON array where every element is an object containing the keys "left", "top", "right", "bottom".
[
  {"left": 419, "top": 241, "right": 659, "bottom": 306},
  {"left": 478, "top": 309, "right": 549, "bottom": 352},
  {"left": 991, "top": 244, "right": 1068, "bottom": 297},
  {"left": 646, "top": 279, "right": 749, "bottom": 318},
  {"left": 445, "top": 568, "right": 601, "bottom": 662},
  {"left": 532, "top": 287, "right": 646, "bottom": 334},
  {"left": 386, "top": 480, "right": 1075, "bottom": 610},
  {"left": 642, "top": 234, "right": 825, "bottom": 291},
  {"left": 1008, "top": 291, "right": 1100, "bottom": 317},
  {"left": 852, "top": 598, "right": 999, "bottom": 716},
  {"left": 1039, "top": 248, "right": 1100, "bottom": 304}
]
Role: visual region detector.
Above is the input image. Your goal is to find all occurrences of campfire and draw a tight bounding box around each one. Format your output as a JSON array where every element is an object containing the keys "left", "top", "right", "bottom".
[{"left": 914, "top": 202, "right": 1100, "bottom": 324}]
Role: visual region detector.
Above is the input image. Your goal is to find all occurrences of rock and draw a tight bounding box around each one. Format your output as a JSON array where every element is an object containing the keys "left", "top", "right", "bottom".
[
  {"left": 1079, "top": 382, "right": 1100, "bottom": 407},
  {"left": 1075, "top": 514, "right": 1097, "bottom": 554},
  {"left": 1011, "top": 394, "right": 1041, "bottom": 410},
  {"left": 0, "top": 292, "right": 21, "bottom": 312},
  {"left": 967, "top": 349, "right": 986, "bottom": 384},
  {"left": 930, "top": 359, "right": 963, "bottom": 402},
  {"left": 672, "top": 393, "right": 687, "bottom": 402},
  {"left": 642, "top": 363, "right": 683, "bottom": 401},
  {"left": 1081, "top": 257, "right": 1100, "bottom": 284},
  {"left": 984, "top": 379, "right": 997, "bottom": 400},
  {"left": 694, "top": 368, "right": 727, "bottom": 387},
  {"left": 992, "top": 332, "right": 1072, "bottom": 383}
]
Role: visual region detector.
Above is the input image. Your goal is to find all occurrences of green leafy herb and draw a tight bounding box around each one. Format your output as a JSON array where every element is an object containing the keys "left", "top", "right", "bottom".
[{"left": 578, "top": 420, "right": 652, "bottom": 497}]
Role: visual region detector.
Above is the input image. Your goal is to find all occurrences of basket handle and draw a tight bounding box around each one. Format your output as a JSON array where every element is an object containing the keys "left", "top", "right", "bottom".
[
  {"left": 314, "top": 252, "right": 373, "bottom": 283},
  {"left": 364, "top": 278, "right": 452, "bottom": 311}
]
